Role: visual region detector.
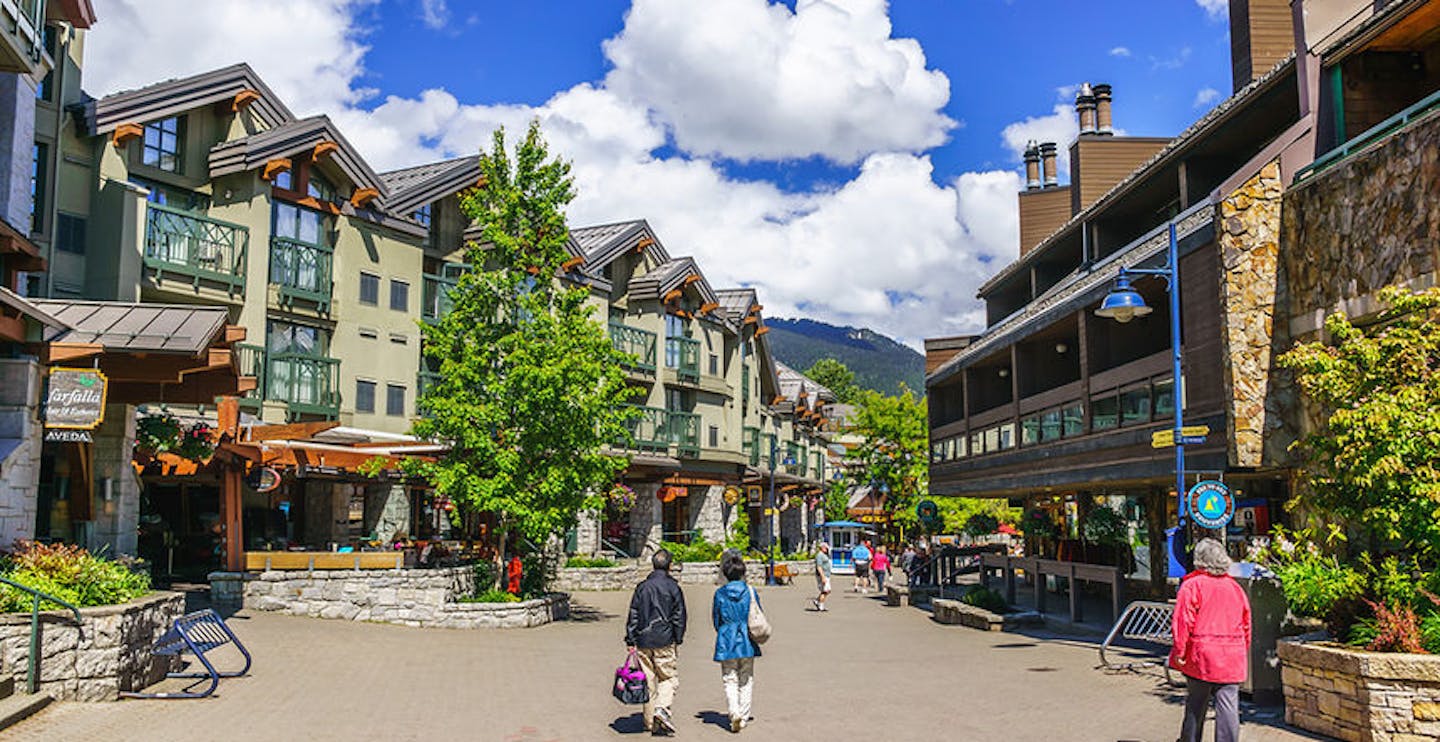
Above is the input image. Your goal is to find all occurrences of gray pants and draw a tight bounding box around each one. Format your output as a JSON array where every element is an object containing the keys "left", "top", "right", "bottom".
[{"left": 1180, "top": 678, "right": 1239, "bottom": 742}]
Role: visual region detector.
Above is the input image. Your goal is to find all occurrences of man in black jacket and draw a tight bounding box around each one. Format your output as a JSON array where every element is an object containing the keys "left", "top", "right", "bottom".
[{"left": 625, "top": 549, "right": 687, "bottom": 736}]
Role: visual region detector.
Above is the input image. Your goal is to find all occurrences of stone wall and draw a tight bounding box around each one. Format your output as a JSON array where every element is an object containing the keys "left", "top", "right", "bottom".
[
  {"left": 90, "top": 403, "right": 140, "bottom": 557},
  {"left": 1280, "top": 639, "right": 1440, "bottom": 741},
  {"left": 1217, "top": 160, "right": 1291, "bottom": 468},
  {"left": 0, "top": 591, "right": 184, "bottom": 701},
  {"left": 210, "top": 567, "right": 568, "bottom": 630},
  {"left": 553, "top": 560, "right": 815, "bottom": 592},
  {"left": 0, "top": 358, "right": 43, "bottom": 549}
]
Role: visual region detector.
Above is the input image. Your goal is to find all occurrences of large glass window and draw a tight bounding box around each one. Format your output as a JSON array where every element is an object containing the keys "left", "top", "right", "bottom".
[
  {"left": 1092, "top": 394, "right": 1119, "bottom": 431},
  {"left": 998, "top": 423, "right": 1016, "bottom": 450},
  {"left": 355, "top": 380, "right": 376, "bottom": 413},
  {"left": 386, "top": 384, "right": 405, "bottom": 416},
  {"left": 1153, "top": 378, "right": 1176, "bottom": 419},
  {"left": 1040, "top": 409, "right": 1062, "bottom": 442},
  {"left": 142, "top": 117, "right": 182, "bottom": 173},
  {"left": 983, "top": 427, "right": 1000, "bottom": 453},
  {"left": 271, "top": 202, "right": 328, "bottom": 293},
  {"left": 266, "top": 321, "right": 329, "bottom": 406},
  {"left": 1121, "top": 385, "right": 1152, "bottom": 425},
  {"left": 274, "top": 202, "right": 324, "bottom": 245},
  {"left": 307, "top": 172, "right": 334, "bottom": 202},
  {"left": 970, "top": 432, "right": 983, "bottom": 456},
  {"left": 1062, "top": 402, "right": 1085, "bottom": 437},
  {"left": 1021, "top": 415, "right": 1042, "bottom": 446}
]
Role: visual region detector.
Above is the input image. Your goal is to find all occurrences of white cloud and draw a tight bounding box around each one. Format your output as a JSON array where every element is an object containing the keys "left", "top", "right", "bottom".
[
  {"left": 1196, "top": 0, "right": 1228, "bottom": 20},
  {"left": 1150, "top": 46, "right": 1193, "bottom": 71},
  {"left": 1109, "top": 46, "right": 1131, "bottom": 57},
  {"left": 1000, "top": 104, "right": 1078, "bottom": 181},
  {"left": 82, "top": 0, "right": 1012, "bottom": 347},
  {"left": 1193, "top": 87, "right": 1222, "bottom": 108},
  {"left": 419, "top": 0, "right": 449, "bottom": 30},
  {"left": 601, "top": 0, "right": 958, "bottom": 164}
]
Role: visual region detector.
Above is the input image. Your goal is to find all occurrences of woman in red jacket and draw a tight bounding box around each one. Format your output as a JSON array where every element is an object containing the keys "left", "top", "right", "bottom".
[{"left": 1171, "top": 537, "right": 1251, "bottom": 742}]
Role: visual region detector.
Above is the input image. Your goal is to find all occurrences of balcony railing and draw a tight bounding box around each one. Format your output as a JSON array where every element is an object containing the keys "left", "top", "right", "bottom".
[
  {"left": 269, "top": 237, "right": 333, "bottom": 310},
  {"left": 610, "top": 322, "right": 657, "bottom": 373},
  {"left": 742, "top": 426, "right": 760, "bottom": 466},
  {"left": 1297, "top": 88, "right": 1440, "bottom": 183},
  {"left": 143, "top": 203, "right": 248, "bottom": 294},
  {"left": 670, "top": 411, "right": 699, "bottom": 458},
  {"left": 620, "top": 406, "right": 700, "bottom": 457},
  {"left": 234, "top": 342, "right": 265, "bottom": 406},
  {"left": 266, "top": 352, "right": 340, "bottom": 419},
  {"left": 422, "top": 273, "right": 457, "bottom": 322},
  {"left": 665, "top": 336, "right": 700, "bottom": 383},
  {"left": 760, "top": 433, "right": 776, "bottom": 469}
]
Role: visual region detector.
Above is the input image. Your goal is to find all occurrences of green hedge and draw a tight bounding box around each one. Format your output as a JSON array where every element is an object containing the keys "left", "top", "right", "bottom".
[{"left": 0, "top": 542, "right": 150, "bottom": 613}]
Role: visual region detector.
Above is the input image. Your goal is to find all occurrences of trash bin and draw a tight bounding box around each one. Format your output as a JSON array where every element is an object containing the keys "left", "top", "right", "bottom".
[{"left": 1235, "top": 572, "right": 1286, "bottom": 706}]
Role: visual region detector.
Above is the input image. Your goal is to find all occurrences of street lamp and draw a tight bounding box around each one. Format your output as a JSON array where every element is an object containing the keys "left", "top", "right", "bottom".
[
  {"left": 1096, "top": 221, "right": 1188, "bottom": 541},
  {"left": 766, "top": 434, "right": 796, "bottom": 585}
]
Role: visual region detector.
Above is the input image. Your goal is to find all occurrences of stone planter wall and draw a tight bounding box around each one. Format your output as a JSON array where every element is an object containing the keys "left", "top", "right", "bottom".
[
  {"left": 553, "top": 560, "right": 815, "bottom": 592},
  {"left": 210, "top": 568, "right": 568, "bottom": 630},
  {"left": 0, "top": 591, "right": 184, "bottom": 701},
  {"left": 1279, "top": 638, "right": 1440, "bottom": 741}
]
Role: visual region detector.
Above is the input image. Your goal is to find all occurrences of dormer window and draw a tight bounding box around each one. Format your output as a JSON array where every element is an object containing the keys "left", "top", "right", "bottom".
[
  {"left": 412, "top": 204, "right": 431, "bottom": 227},
  {"left": 307, "top": 172, "right": 334, "bottom": 202},
  {"left": 142, "top": 117, "right": 183, "bottom": 173},
  {"left": 272, "top": 169, "right": 293, "bottom": 190}
]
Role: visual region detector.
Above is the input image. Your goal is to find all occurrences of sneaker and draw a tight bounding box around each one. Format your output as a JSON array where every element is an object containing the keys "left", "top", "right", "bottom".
[
  {"left": 653, "top": 707, "right": 676, "bottom": 736},
  {"left": 810, "top": 598, "right": 820, "bottom": 611},
  {"left": 730, "top": 716, "right": 742, "bottom": 733}
]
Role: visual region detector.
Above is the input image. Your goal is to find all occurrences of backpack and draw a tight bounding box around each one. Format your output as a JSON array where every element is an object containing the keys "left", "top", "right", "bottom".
[{"left": 613, "top": 649, "right": 649, "bottom": 705}]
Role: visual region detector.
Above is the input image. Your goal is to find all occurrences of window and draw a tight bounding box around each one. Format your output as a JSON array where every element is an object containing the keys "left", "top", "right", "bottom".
[
  {"left": 1021, "top": 415, "right": 1042, "bottom": 446},
  {"left": 273, "top": 202, "right": 324, "bottom": 245},
  {"left": 1153, "top": 378, "right": 1176, "bottom": 419},
  {"left": 983, "top": 427, "right": 1000, "bottom": 454},
  {"left": 142, "top": 117, "right": 182, "bottom": 173},
  {"left": 30, "top": 143, "right": 46, "bottom": 233},
  {"left": 708, "top": 354, "right": 718, "bottom": 376},
  {"left": 709, "top": 426, "right": 719, "bottom": 448},
  {"left": 412, "top": 204, "right": 431, "bottom": 227},
  {"left": 355, "top": 380, "right": 376, "bottom": 413},
  {"left": 1062, "top": 402, "right": 1085, "bottom": 437},
  {"left": 132, "top": 177, "right": 209, "bottom": 212},
  {"left": 307, "top": 172, "right": 334, "bottom": 202},
  {"left": 1121, "top": 385, "right": 1152, "bottom": 425},
  {"left": 1040, "top": 409, "right": 1062, "bottom": 442},
  {"left": 953, "top": 436, "right": 966, "bottom": 459},
  {"left": 970, "top": 432, "right": 983, "bottom": 456},
  {"left": 272, "top": 169, "right": 293, "bottom": 190},
  {"left": 998, "top": 423, "right": 1016, "bottom": 450},
  {"left": 1092, "top": 395, "right": 1119, "bottom": 431},
  {"left": 390, "top": 279, "right": 409, "bottom": 311},
  {"left": 359, "top": 272, "right": 379, "bottom": 305},
  {"left": 265, "top": 321, "right": 330, "bottom": 406},
  {"left": 35, "top": 27, "right": 56, "bottom": 101},
  {"left": 386, "top": 384, "right": 405, "bottom": 416},
  {"left": 55, "top": 214, "right": 85, "bottom": 255}
]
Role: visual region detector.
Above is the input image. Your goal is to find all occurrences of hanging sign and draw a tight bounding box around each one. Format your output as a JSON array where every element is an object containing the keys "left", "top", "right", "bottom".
[
  {"left": 722, "top": 486, "right": 742, "bottom": 506},
  {"left": 246, "top": 466, "right": 282, "bottom": 493},
  {"left": 746, "top": 485, "right": 763, "bottom": 505},
  {"left": 44, "top": 368, "right": 108, "bottom": 430},
  {"left": 657, "top": 486, "right": 686, "bottom": 503},
  {"left": 1187, "top": 480, "right": 1235, "bottom": 529}
]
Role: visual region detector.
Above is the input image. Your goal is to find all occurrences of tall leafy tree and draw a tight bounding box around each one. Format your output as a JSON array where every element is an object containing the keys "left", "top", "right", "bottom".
[
  {"left": 405, "top": 122, "right": 636, "bottom": 575},
  {"left": 805, "top": 357, "right": 860, "bottom": 403},
  {"left": 844, "top": 385, "right": 929, "bottom": 527}
]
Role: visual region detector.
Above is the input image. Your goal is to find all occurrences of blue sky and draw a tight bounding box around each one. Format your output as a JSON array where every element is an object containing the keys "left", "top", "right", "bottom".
[{"left": 88, "top": 0, "right": 1238, "bottom": 345}]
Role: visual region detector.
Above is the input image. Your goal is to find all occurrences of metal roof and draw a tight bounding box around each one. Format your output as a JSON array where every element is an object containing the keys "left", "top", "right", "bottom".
[
  {"left": 715, "top": 288, "right": 758, "bottom": 323},
  {"left": 569, "top": 219, "right": 671, "bottom": 270},
  {"left": 379, "top": 156, "right": 482, "bottom": 216},
  {"left": 88, "top": 63, "right": 294, "bottom": 135},
  {"left": 29, "top": 300, "right": 229, "bottom": 355},
  {"left": 209, "top": 116, "right": 388, "bottom": 204},
  {"left": 775, "top": 360, "right": 837, "bottom": 404},
  {"left": 629, "top": 257, "right": 719, "bottom": 306}
]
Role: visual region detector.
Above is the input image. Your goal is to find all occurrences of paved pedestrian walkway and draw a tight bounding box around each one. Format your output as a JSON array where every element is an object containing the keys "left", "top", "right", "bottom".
[{"left": 9, "top": 586, "right": 1316, "bottom": 741}]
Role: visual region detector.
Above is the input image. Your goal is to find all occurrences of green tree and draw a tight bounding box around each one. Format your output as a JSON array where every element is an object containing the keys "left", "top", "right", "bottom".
[
  {"left": 404, "top": 122, "right": 636, "bottom": 582},
  {"left": 805, "top": 357, "right": 860, "bottom": 403},
  {"left": 823, "top": 478, "right": 850, "bottom": 523},
  {"left": 845, "top": 385, "right": 929, "bottom": 527},
  {"left": 935, "top": 497, "right": 1021, "bottom": 535},
  {"left": 1278, "top": 286, "right": 1440, "bottom": 561}
]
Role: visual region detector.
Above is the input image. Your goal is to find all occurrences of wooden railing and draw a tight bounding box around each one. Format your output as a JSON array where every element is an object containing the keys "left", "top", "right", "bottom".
[{"left": 144, "top": 202, "right": 249, "bottom": 294}]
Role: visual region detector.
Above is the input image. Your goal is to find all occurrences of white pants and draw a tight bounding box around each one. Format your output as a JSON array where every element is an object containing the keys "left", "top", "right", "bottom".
[{"left": 720, "top": 657, "right": 755, "bottom": 722}]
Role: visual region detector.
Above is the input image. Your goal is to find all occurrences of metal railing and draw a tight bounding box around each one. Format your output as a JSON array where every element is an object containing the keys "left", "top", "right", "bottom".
[
  {"left": 619, "top": 406, "right": 699, "bottom": 456},
  {"left": 1296, "top": 88, "right": 1440, "bottom": 184},
  {"left": 742, "top": 426, "right": 760, "bottom": 466},
  {"left": 266, "top": 352, "right": 341, "bottom": 418},
  {"left": 1100, "top": 600, "right": 1177, "bottom": 684},
  {"left": 670, "top": 411, "right": 699, "bottom": 458},
  {"left": 665, "top": 336, "right": 700, "bottom": 383},
  {"left": 609, "top": 322, "right": 657, "bottom": 373},
  {"left": 143, "top": 203, "right": 249, "bottom": 294},
  {"left": 422, "top": 272, "right": 456, "bottom": 322},
  {"left": 0, "top": 576, "right": 82, "bottom": 694},
  {"left": 269, "top": 237, "right": 333, "bottom": 309}
]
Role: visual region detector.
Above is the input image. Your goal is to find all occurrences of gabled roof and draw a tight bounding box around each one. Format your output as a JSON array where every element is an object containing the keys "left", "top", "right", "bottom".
[
  {"left": 379, "top": 156, "right": 482, "bottom": 217},
  {"left": 209, "top": 116, "right": 387, "bottom": 204},
  {"left": 88, "top": 63, "right": 294, "bottom": 135},
  {"left": 570, "top": 219, "right": 671, "bottom": 270},
  {"left": 775, "top": 361, "right": 837, "bottom": 406},
  {"left": 29, "top": 300, "right": 230, "bottom": 355},
  {"left": 715, "top": 288, "right": 759, "bottom": 323},
  {"left": 629, "top": 257, "right": 720, "bottom": 308}
]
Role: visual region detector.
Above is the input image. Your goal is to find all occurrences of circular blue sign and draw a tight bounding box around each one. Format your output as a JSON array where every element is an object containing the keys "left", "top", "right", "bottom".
[{"left": 1187, "top": 480, "right": 1235, "bottom": 529}]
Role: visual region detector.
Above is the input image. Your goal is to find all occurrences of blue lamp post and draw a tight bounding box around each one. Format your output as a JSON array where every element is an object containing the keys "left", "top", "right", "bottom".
[
  {"left": 766, "top": 435, "right": 797, "bottom": 585},
  {"left": 1095, "top": 221, "right": 1187, "bottom": 535}
]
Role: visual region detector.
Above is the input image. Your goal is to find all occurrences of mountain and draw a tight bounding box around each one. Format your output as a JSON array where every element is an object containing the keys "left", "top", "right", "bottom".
[{"left": 764, "top": 318, "right": 926, "bottom": 397}]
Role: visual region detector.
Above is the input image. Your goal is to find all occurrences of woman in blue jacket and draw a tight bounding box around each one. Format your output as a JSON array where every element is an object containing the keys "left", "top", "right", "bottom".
[{"left": 713, "top": 549, "right": 761, "bottom": 733}]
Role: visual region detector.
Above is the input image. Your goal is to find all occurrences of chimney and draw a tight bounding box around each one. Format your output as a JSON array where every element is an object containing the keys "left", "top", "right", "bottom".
[
  {"left": 1075, "top": 82, "right": 1097, "bottom": 135},
  {"left": 1023, "top": 141, "right": 1041, "bottom": 190},
  {"left": 1094, "top": 83, "right": 1114, "bottom": 135},
  {"left": 1039, "top": 142, "right": 1058, "bottom": 187},
  {"left": 1228, "top": 0, "right": 1295, "bottom": 93}
]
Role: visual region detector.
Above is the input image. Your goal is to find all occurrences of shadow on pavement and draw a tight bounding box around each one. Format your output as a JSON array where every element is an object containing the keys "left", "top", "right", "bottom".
[
  {"left": 609, "top": 712, "right": 647, "bottom": 734},
  {"left": 694, "top": 710, "right": 731, "bottom": 731},
  {"left": 568, "top": 602, "right": 618, "bottom": 623}
]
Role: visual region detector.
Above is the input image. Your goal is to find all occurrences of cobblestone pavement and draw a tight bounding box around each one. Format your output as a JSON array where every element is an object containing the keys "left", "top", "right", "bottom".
[{"left": 9, "top": 586, "right": 1318, "bottom": 742}]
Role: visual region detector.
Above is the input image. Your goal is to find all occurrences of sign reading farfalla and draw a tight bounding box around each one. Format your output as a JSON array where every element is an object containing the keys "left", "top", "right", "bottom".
[{"left": 44, "top": 368, "right": 108, "bottom": 430}]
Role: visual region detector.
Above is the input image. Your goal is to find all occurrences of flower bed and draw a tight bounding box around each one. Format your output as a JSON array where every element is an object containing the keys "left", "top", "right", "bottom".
[
  {"left": 553, "top": 560, "right": 814, "bottom": 591},
  {"left": 1280, "top": 638, "right": 1440, "bottom": 741}
]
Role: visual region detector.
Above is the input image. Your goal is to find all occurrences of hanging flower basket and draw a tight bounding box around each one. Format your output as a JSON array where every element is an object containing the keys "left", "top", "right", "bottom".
[
  {"left": 607, "top": 484, "right": 636, "bottom": 512},
  {"left": 1024, "top": 509, "right": 1061, "bottom": 541},
  {"left": 135, "top": 414, "right": 216, "bottom": 462}
]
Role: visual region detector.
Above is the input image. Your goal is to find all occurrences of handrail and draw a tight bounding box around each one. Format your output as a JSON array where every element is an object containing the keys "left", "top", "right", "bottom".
[
  {"left": 1295, "top": 87, "right": 1440, "bottom": 183},
  {"left": 599, "top": 538, "right": 632, "bottom": 560},
  {"left": 0, "top": 576, "right": 83, "bottom": 694}
]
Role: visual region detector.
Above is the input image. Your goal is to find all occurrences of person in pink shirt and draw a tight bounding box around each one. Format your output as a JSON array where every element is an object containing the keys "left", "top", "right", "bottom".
[
  {"left": 1170, "top": 538, "right": 1251, "bottom": 742},
  {"left": 871, "top": 545, "right": 892, "bottom": 593}
]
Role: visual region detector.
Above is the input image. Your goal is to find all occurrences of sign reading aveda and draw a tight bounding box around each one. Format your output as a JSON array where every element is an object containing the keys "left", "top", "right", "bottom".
[{"left": 44, "top": 368, "right": 108, "bottom": 430}]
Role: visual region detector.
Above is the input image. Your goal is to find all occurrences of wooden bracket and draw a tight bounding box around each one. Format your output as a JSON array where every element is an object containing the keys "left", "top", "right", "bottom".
[
  {"left": 111, "top": 123, "right": 143, "bottom": 148},
  {"left": 682, "top": 274, "right": 702, "bottom": 286},
  {"left": 262, "top": 158, "right": 292, "bottom": 181},
  {"left": 663, "top": 289, "right": 683, "bottom": 302},
  {"left": 755, "top": 326, "right": 770, "bottom": 336},
  {"left": 561, "top": 256, "right": 585, "bottom": 271},
  {"left": 312, "top": 141, "right": 340, "bottom": 160},
  {"left": 349, "top": 187, "right": 380, "bottom": 208},
  {"left": 699, "top": 302, "right": 719, "bottom": 314},
  {"left": 635, "top": 237, "right": 655, "bottom": 253},
  {"left": 232, "top": 89, "right": 262, "bottom": 112}
]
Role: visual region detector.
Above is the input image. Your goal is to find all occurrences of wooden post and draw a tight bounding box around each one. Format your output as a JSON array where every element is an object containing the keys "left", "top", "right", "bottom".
[
  {"left": 217, "top": 397, "right": 244, "bottom": 572},
  {"left": 1068, "top": 563, "right": 1080, "bottom": 623}
]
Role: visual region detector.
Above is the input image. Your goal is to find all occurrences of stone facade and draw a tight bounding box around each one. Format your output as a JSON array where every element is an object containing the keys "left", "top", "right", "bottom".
[
  {"left": 1280, "top": 639, "right": 1440, "bottom": 742},
  {"left": 552, "top": 560, "right": 815, "bottom": 592},
  {"left": 0, "top": 358, "right": 43, "bottom": 549},
  {"left": 1216, "top": 160, "right": 1290, "bottom": 468},
  {"left": 89, "top": 403, "right": 139, "bottom": 556},
  {"left": 0, "top": 591, "right": 184, "bottom": 701},
  {"left": 209, "top": 567, "right": 568, "bottom": 629}
]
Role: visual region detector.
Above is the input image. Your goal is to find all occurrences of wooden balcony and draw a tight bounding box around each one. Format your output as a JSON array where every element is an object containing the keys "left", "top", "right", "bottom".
[{"left": 143, "top": 202, "right": 249, "bottom": 297}]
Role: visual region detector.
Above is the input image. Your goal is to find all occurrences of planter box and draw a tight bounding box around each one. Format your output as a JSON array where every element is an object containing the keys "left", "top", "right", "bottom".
[
  {"left": 931, "top": 598, "right": 1043, "bottom": 632},
  {"left": 0, "top": 592, "right": 184, "bottom": 701},
  {"left": 1279, "top": 638, "right": 1440, "bottom": 741},
  {"left": 552, "top": 560, "right": 814, "bottom": 592}
]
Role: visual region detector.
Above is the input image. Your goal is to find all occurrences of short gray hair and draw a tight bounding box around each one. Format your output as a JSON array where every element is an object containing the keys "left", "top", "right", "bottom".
[{"left": 1193, "top": 538, "right": 1232, "bottom": 576}]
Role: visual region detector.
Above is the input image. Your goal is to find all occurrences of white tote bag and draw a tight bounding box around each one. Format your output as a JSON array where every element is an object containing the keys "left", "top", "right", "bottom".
[{"left": 747, "top": 585, "right": 772, "bottom": 644}]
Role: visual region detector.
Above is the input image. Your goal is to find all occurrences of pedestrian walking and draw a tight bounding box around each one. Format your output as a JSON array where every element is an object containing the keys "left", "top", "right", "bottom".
[
  {"left": 712, "top": 550, "right": 762, "bottom": 733},
  {"left": 811, "top": 541, "right": 833, "bottom": 611},
  {"left": 625, "top": 549, "right": 688, "bottom": 736},
  {"left": 871, "top": 545, "right": 891, "bottom": 593},
  {"left": 901, "top": 544, "right": 916, "bottom": 574},
  {"left": 1171, "top": 538, "right": 1251, "bottom": 742},
  {"left": 851, "top": 540, "right": 872, "bottom": 593}
]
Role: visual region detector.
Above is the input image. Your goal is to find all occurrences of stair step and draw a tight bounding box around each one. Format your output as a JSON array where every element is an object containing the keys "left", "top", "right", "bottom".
[
  {"left": 0, "top": 691, "right": 52, "bottom": 734},
  {"left": 0, "top": 676, "right": 13, "bottom": 700}
]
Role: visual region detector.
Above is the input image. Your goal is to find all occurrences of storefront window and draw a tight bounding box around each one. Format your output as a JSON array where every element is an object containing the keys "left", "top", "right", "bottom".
[
  {"left": 970, "top": 432, "right": 983, "bottom": 456},
  {"left": 1153, "top": 378, "right": 1175, "bottom": 419},
  {"left": 1120, "top": 385, "right": 1151, "bottom": 425},
  {"left": 1092, "top": 395, "right": 1119, "bottom": 431},
  {"left": 1040, "top": 409, "right": 1062, "bottom": 442},
  {"left": 1021, "top": 415, "right": 1041, "bottom": 446},
  {"left": 1062, "top": 402, "right": 1085, "bottom": 437},
  {"left": 983, "top": 427, "right": 1000, "bottom": 453},
  {"left": 998, "top": 423, "right": 1015, "bottom": 450}
]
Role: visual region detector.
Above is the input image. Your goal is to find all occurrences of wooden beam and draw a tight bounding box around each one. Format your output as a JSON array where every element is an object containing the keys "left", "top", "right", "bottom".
[
  {"left": 262, "top": 158, "right": 292, "bottom": 182},
  {"left": 663, "top": 289, "right": 683, "bottom": 302},
  {"left": 312, "top": 141, "right": 340, "bottom": 160},
  {"left": 111, "top": 123, "right": 142, "bottom": 148},
  {"left": 232, "top": 89, "right": 262, "bottom": 112},
  {"left": 42, "top": 342, "right": 103, "bottom": 364},
  {"left": 750, "top": 304, "right": 764, "bottom": 313},
  {"left": 682, "top": 274, "right": 702, "bottom": 286},
  {"left": 743, "top": 315, "right": 759, "bottom": 325},
  {"left": 635, "top": 237, "right": 655, "bottom": 252},
  {"left": 772, "top": 395, "right": 785, "bottom": 404},
  {"left": 244, "top": 420, "right": 341, "bottom": 442},
  {"left": 0, "top": 314, "right": 24, "bottom": 343},
  {"left": 561, "top": 256, "right": 585, "bottom": 271},
  {"left": 222, "top": 465, "right": 244, "bottom": 571},
  {"left": 349, "top": 187, "right": 380, "bottom": 208},
  {"left": 224, "top": 324, "right": 248, "bottom": 344},
  {"left": 755, "top": 326, "right": 770, "bottom": 336},
  {"left": 699, "top": 302, "right": 719, "bottom": 314}
]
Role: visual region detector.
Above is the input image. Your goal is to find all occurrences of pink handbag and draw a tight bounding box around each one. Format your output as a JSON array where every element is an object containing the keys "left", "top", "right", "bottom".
[{"left": 613, "top": 650, "right": 649, "bottom": 705}]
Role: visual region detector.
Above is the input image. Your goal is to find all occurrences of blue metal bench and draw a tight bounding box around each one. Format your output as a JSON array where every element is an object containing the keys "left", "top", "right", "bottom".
[{"left": 121, "top": 609, "right": 252, "bottom": 699}]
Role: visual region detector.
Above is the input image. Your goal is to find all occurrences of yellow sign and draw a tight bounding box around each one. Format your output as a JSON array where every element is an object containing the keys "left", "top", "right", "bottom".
[{"left": 1151, "top": 426, "right": 1212, "bottom": 448}]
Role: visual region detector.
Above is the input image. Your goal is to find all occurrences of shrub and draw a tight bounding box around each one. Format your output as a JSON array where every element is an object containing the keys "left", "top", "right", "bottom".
[
  {"left": 0, "top": 541, "right": 150, "bottom": 613},
  {"left": 1348, "top": 600, "right": 1427, "bottom": 654},
  {"left": 462, "top": 588, "right": 521, "bottom": 604},
  {"left": 963, "top": 513, "right": 999, "bottom": 538},
  {"left": 960, "top": 585, "right": 1009, "bottom": 614},
  {"left": 660, "top": 538, "right": 724, "bottom": 563},
  {"left": 1080, "top": 507, "right": 1128, "bottom": 546},
  {"left": 565, "top": 556, "right": 617, "bottom": 568},
  {"left": 1255, "top": 535, "right": 1367, "bottom": 625},
  {"left": 724, "top": 511, "right": 750, "bottom": 552}
]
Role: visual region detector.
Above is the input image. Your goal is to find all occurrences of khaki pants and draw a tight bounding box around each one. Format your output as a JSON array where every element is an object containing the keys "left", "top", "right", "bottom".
[
  {"left": 720, "top": 657, "right": 754, "bottom": 723},
  {"left": 636, "top": 645, "right": 679, "bottom": 727}
]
